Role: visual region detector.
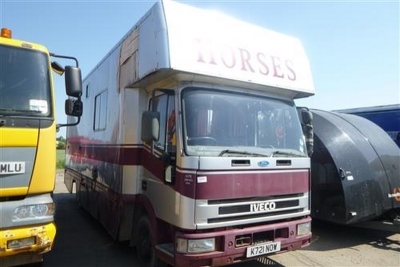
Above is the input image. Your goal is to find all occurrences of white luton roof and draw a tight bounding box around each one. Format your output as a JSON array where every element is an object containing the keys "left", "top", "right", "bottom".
[{"left": 125, "top": 0, "right": 315, "bottom": 98}]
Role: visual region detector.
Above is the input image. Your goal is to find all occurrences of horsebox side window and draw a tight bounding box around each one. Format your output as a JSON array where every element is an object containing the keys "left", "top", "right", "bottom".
[{"left": 93, "top": 89, "right": 108, "bottom": 131}]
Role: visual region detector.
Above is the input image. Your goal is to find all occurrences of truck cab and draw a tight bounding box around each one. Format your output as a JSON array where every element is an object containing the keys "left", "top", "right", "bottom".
[{"left": 0, "top": 28, "right": 82, "bottom": 267}]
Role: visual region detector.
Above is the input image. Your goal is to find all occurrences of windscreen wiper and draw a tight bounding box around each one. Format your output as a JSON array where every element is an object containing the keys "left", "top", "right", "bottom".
[
  {"left": 219, "top": 149, "right": 268, "bottom": 157},
  {"left": 270, "top": 150, "right": 305, "bottom": 157},
  {"left": 0, "top": 108, "right": 42, "bottom": 115}
]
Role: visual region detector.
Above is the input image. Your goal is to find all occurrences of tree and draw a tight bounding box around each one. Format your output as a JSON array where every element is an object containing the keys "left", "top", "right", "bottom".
[{"left": 56, "top": 136, "right": 66, "bottom": 150}]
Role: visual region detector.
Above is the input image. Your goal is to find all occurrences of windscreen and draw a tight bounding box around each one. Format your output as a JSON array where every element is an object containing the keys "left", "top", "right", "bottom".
[
  {"left": 0, "top": 45, "right": 51, "bottom": 116},
  {"left": 182, "top": 87, "right": 306, "bottom": 157}
]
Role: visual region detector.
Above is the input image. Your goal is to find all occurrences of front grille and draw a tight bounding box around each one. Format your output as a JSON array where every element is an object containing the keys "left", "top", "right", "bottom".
[
  {"left": 208, "top": 208, "right": 303, "bottom": 224},
  {"left": 0, "top": 196, "right": 25, "bottom": 202},
  {"left": 208, "top": 193, "right": 302, "bottom": 205},
  {"left": 234, "top": 227, "right": 289, "bottom": 249},
  {"left": 202, "top": 193, "right": 308, "bottom": 225},
  {"left": 219, "top": 200, "right": 299, "bottom": 215}
]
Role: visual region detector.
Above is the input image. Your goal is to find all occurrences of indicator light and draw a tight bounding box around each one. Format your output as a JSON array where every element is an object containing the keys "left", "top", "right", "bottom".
[{"left": 1, "top": 28, "right": 12, "bottom": 38}]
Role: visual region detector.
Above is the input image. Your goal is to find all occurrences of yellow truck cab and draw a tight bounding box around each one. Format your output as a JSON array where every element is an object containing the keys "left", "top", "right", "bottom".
[{"left": 0, "top": 28, "right": 82, "bottom": 267}]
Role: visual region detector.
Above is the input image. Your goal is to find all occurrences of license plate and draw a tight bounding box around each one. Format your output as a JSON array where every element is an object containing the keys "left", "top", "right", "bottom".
[
  {"left": 246, "top": 241, "right": 281, "bottom": 258},
  {"left": 0, "top": 162, "right": 25, "bottom": 175}
]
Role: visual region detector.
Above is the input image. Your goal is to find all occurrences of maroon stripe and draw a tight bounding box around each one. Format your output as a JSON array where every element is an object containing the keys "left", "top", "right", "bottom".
[
  {"left": 67, "top": 139, "right": 309, "bottom": 200},
  {"left": 67, "top": 139, "right": 165, "bottom": 180},
  {"left": 141, "top": 148, "right": 166, "bottom": 179},
  {"left": 67, "top": 140, "right": 142, "bottom": 165},
  {"left": 175, "top": 170, "right": 309, "bottom": 200}
]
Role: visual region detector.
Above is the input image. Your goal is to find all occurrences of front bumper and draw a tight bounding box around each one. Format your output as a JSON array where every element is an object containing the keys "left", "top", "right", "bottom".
[{"left": 0, "top": 222, "right": 56, "bottom": 264}]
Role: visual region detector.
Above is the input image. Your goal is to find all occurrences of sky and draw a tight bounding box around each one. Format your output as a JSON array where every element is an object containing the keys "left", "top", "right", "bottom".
[{"left": 0, "top": 0, "right": 399, "bottom": 137}]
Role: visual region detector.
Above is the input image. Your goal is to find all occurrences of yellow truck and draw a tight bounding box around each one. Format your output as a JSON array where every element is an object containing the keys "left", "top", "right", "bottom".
[{"left": 0, "top": 28, "right": 82, "bottom": 267}]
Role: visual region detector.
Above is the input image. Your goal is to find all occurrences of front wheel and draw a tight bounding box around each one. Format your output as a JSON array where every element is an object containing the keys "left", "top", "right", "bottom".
[{"left": 135, "top": 215, "right": 167, "bottom": 267}]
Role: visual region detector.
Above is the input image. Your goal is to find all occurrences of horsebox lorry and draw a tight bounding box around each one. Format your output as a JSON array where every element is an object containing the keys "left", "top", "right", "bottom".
[
  {"left": 64, "top": 0, "right": 315, "bottom": 266},
  {"left": 0, "top": 28, "right": 82, "bottom": 267}
]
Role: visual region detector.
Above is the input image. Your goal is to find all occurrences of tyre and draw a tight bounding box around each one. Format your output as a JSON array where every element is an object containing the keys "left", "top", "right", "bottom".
[{"left": 135, "top": 215, "right": 167, "bottom": 267}]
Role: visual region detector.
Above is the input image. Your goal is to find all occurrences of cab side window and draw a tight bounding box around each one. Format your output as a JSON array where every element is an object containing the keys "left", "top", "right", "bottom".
[{"left": 150, "top": 93, "right": 175, "bottom": 152}]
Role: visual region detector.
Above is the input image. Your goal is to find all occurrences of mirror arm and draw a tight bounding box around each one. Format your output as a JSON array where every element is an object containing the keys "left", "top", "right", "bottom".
[
  {"left": 56, "top": 116, "right": 81, "bottom": 131},
  {"left": 50, "top": 53, "right": 79, "bottom": 67}
]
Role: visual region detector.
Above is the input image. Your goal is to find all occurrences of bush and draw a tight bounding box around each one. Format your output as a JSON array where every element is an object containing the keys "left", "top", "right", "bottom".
[
  {"left": 56, "top": 150, "right": 66, "bottom": 169},
  {"left": 56, "top": 159, "right": 65, "bottom": 169},
  {"left": 56, "top": 136, "right": 66, "bottom": 150}
]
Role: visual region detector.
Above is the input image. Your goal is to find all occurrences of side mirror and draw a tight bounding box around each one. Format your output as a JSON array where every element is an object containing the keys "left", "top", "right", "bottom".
[
  {"left": 301, "top": 108, "right": 313, "bottom": 124},
  {"left": 298, "top": 107, "right": 314, "bottom": 156},
  {"left": 51, "top": 61, "right": 65, "bottom": 76},
  {"left": 65, "top": 66, "right": 82, "bottom": 97},
  {"left": 141, "top": 111, "right": 160, "bottom": 142},
  {"left": 65, "top": 98, "right": 83, "bottom": 117}
]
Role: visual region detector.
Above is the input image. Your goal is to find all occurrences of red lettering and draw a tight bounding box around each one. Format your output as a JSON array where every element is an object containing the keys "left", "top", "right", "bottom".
[
  {"left": 195, "top": 38, "right": 217, "bottom": 65},
  {"left": 271, "top": 56, "right": 284, "bottom": 78},
  {"left": 239, "top": 48, "right": 255, "bottom": 72},
  {"left": 220, "top": 45, "right": 236, "bottom": 68},
  {"left": 194, "top": 39, "right": 299, "bottom": 82},
  {"left": 285, "top": 60, "right": 296, "bottom": 81},
  {"left": 257, "top": 52, "right": 269, "bottom": 75}
]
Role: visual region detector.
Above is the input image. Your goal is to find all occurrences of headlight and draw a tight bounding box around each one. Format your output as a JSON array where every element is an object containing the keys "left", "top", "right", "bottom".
[
  {"left": 13, "top": 203, "right": 55, "bottom": 221},
  {"left": 176, "top": 237, "right": 215, "bottom": 253},
  {"left": 297, "top": 221, "right": 311, "bottom": 236}
]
